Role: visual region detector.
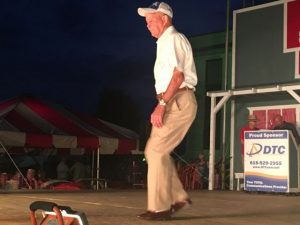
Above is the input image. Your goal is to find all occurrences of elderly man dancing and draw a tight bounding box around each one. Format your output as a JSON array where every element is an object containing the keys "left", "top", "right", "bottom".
[{"left": 137, "top": 1, "right": 198, "bottom": 220}]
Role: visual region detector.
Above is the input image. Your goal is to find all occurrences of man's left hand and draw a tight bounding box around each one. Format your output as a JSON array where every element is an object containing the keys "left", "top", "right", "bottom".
[{"left": 151, "top": 105, "right": 166, "bottom": 128}]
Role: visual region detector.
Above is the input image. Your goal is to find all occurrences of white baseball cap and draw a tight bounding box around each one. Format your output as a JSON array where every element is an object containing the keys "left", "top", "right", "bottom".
[{"left": 137, "top": 1, "right": 173, "bottom": 18}]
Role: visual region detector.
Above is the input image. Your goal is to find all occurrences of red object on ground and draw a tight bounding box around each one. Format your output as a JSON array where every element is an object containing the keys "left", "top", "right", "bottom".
[{"left": 51, "top": 183, "right": 81, "bottom": 190}]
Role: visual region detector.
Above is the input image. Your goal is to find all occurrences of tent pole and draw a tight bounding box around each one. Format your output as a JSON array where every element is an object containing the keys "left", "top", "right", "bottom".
[
  {"left": 0, "top": 140, "right": 31, "bottom": 189},
  {"left": 136, "top": 139, "right": 140, "bottom": 151},
  {"left": 91, "top": 150, "right": 95, "bottom": 189},
  {"left": 97, "top": 147, "right": 100, "bottom": 191}
]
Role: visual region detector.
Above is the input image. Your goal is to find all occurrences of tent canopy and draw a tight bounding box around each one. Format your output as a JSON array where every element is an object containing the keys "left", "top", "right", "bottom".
[{"left": 0, "top": 96, "right": 139, "bottom": 154}]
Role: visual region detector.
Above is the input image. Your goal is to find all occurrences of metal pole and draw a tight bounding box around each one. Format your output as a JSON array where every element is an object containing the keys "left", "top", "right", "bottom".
[
  {"left": 230, "top": 101, "right": 236, "bottom": 190},
  {"left": 224, "top": 2, "right": 230, "bottom": 91},
  {"left": 91, "top": 150, "right": 95, "bottom": 189},
  {"left": 96, "top": 147, "right": 100, "bottom": 191},
  {"left": 209, "top": 97, "right": 217, "bottom": 190},
  {"left": 220, "top": 0, "right": 231, "bottom": 190}
]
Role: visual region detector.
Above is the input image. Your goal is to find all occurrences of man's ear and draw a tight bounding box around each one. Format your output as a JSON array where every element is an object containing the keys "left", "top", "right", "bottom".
[{"left": 162, "top": 14, "right": 169, "bottom": 25}]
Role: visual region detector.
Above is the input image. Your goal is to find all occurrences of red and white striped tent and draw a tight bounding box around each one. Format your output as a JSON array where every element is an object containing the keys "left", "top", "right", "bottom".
[{"left": 0, "top": 96, "right": 139, "bottom": 155}]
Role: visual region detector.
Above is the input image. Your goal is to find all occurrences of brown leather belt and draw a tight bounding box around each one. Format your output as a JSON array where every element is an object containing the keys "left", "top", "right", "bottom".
[{"left": 156, "top": 86, "right": 193, "bottom": 100}]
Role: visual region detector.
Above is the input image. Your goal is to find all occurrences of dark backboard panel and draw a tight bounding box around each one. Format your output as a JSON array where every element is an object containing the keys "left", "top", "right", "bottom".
[{"left": 234, "top": 3, "right": 296, "bottom": 88}]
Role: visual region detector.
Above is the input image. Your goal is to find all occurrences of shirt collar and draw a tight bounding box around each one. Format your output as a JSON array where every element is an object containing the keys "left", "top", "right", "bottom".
[{"left": 156, "top": 26, "right": 175, "bottom": 44}]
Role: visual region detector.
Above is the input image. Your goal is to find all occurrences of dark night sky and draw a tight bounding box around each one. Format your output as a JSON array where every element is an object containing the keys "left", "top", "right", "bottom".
[{"left": 0, "top": 0, "right": 272, "bottom": 121}]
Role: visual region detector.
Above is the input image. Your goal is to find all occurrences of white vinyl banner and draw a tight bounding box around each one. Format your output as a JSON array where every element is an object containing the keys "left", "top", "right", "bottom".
[{"left": 244, "top": 130, "right": 289, "bottom": 192}]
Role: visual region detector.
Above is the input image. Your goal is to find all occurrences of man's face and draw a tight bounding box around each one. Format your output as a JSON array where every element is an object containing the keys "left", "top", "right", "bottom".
[
  {"left": 27, "top": 169, "right": 35, "bottom": 179},
  {"left": 248, "top": 120, "right": 256, "bottom": 129},
  {"left": 274, "top": 117, "right": 283, "bottom": 127},
  {"left": 145, "top": 12, "right": 166, "bottom": 38}
]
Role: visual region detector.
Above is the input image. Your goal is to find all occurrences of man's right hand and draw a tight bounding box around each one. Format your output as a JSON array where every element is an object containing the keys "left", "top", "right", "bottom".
[{"left": 151, "top": 104, "right": 166, "bottom": 128}]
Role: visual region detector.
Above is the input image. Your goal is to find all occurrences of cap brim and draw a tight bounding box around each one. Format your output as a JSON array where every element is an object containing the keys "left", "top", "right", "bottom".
[{"left": 137, "top": 8, "right": 157, "bottom": 17}]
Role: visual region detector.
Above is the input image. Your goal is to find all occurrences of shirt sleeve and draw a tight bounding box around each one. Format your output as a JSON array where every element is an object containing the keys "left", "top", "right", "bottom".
[
  {"left": 240, "top": 127, "right": 245, "bottom": 141},
  {"left": 169, "top": 34, "right": 189, "bottom": 72}
]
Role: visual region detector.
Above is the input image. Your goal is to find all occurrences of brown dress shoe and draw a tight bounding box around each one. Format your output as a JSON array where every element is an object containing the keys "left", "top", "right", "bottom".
[
  {"left": 171, "top": 199, "right": 192, "bottom": 214},
  {"left": 137, "top": 211, "right": 153, "bottom": 219},
  {"left": 137, "top": 210, "right": 171, "bottom": 220}
]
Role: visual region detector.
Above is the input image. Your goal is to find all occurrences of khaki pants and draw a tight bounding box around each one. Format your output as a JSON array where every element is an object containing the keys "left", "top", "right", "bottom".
[{"left": 145, "top": 90, "right": 197, "bottom": 212}]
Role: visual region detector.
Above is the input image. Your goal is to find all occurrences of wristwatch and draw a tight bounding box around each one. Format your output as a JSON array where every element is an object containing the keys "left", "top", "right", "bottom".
[{"left": 158, "top": 98, "right": 167, "bottom": 106}]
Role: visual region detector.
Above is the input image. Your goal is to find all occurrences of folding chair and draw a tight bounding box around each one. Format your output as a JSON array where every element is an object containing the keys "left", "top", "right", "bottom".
[{"left": 29, "top": 201, "right": 89, "bottom": 225}]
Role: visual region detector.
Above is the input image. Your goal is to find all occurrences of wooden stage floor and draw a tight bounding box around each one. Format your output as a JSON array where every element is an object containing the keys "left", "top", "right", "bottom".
[{"left": 1, "top": 190, "right": 300, "bottom": 225}]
